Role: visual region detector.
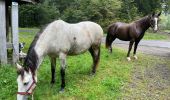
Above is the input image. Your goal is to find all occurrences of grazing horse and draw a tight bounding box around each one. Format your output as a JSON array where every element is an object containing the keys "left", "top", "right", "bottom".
[
  {"left": 15, "top": 20, "right": 103, "bottom": 100},
  {"left": 106, "top": 12, "right": 161, "bottom": 61}
]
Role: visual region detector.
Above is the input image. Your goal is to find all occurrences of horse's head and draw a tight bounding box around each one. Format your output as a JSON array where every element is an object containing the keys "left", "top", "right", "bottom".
[
  {"left": 16, "top": 63, "right": 36, "bottom": 100},
  {"left": 149, "top": 12, "right": 161, "bottom": 32}
]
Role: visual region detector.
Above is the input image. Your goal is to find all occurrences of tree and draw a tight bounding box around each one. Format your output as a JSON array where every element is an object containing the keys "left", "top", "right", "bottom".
[
  {"left": 60, "top": 0, "right": 121, "bottom": 30},
  {"left": 163, "top": 0, "right": 170, "bottom": 14},
  {"left": 118, "top": 0, "right": 139, "bottom": 22},
  {"left": 19, "top": 2, "right": 59, "bottom": 27},
  {"left": 134, "top": 0, "right": 162, "bottom": 15}
]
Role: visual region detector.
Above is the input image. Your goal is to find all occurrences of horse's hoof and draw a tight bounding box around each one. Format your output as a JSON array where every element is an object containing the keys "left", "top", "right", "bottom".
[
  {"left": 127, "top": 57, "right": 131, "bottom": 61},
  {"left": 59, "top": 88, "right": 64, "bottom": 93},
  {"left": 133, "top": 55, "right": 138, "bottom": 60}
]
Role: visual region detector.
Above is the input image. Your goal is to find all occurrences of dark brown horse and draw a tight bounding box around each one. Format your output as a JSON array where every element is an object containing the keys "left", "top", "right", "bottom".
[{"left": 106, "top": 12, "right": 161, "bottom": 61}]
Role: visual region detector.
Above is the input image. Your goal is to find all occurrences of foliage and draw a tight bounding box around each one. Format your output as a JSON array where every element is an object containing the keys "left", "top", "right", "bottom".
[
  {"left": 19, "top": 0, "right": 170, "bottom": 31},
  {"left": 19, "top": 0, "right": 121, "bottom": 29},
  {"left": 19, "top": 3, "right": 60, "bottom": 27},
  {"left": 134, "top": 0, "right": 162, "bottom": 15},
  {"left": 163, "top": 0, "right": 170, "bottom": 14},
  {"left": 61, "top": 0, "right": 121, "bottom": 30},
  {"left": 159, "top": 14, "right": 170, "bottom": 30},
  {"left": 118, "top": 0, "right": 139, "bottom": 22}
]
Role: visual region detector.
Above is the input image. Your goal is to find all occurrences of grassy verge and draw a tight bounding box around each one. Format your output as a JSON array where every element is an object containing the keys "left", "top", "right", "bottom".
[
  {"left": 143, "top": 31, "right": 169, "bottom": 40},
  {"left": 0, "top": 45, "right": 162, "bottom": 100},
  {"left": 0, "top": 28, "right": 166, "bottom": 99}
]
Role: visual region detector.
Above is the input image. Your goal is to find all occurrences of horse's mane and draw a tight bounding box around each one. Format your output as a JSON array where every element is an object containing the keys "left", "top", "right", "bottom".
[
  {"left": 134, "top": 16, "right": 150, "bottom": 25},
  {"left": 23, "top": 25, "right": 47, "bottom": 73}
]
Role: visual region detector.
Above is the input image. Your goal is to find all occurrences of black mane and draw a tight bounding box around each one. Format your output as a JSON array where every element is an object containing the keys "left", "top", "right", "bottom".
[
  {"left": 135, "top": 16, "right": 151, "bottom": 32},
  {"left": 135, "top": 16, "right": 150, "bottom": 25},
  {"left": 23, "top": 27, "right": 46, "bottom": 74}
]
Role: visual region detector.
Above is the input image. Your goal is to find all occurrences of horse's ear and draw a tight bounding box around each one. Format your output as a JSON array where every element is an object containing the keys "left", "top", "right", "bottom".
[
  {"left": 158, "top": 12, "right": 161, "bottom": 17},
  {"left": 16, "top": 63, "right": 24, "bottom": 75},
  {"left": 16, "top": 63, "right": 22, "bottom": 70}
]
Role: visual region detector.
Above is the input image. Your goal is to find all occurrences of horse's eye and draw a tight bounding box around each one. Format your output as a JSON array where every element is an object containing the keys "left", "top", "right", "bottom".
[{"left": 23, "top": 82, "right": 29, "bottom": 86}]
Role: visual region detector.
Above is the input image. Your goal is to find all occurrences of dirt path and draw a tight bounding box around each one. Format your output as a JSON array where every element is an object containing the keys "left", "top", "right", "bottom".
[
  {"left": 111, "top": 40, "right": 170, "bottom": 99},
  {"left": 122, "top": 63, "right": 170, "bottom": 99}
]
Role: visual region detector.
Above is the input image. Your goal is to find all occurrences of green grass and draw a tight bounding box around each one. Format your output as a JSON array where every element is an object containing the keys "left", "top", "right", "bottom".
[
  {"left": 19, "top": 28, "right": 39, "bottom": 52},
  {"left": 19, "top": 27, "right": 39, "bottom": 31},
  {"left": 0, "top": 45, "right": 162, "bottom": 100},
  {"left": 0, "top": 28, "right": 166, "bottom": 99},
  {"left": 143, "top": 31, "right": 169, "bottom": 40}
]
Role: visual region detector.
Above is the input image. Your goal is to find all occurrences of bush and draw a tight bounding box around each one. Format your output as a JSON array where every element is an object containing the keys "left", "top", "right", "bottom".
[
  {"left": 19, "top": 0, "right": 121, "bottom": 32},
  {"left": 19, "top": 4, "right": 60, "bottom": 27},
  {"left": 159, "top": 14, "right": 170, "bottom": 30}
]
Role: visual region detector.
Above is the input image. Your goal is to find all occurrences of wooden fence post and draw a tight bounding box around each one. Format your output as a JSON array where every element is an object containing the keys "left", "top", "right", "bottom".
[
  {"left": 0, "top": 0, "right": 7, "bottom": 64},
  {"left": 11, "top": 1, "right": 19, "bottom": 64}
]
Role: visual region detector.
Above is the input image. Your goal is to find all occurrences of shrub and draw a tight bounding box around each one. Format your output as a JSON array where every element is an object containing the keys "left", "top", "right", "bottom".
[{"left": 159, "top": 14, "right": 170, "bottom": 30}]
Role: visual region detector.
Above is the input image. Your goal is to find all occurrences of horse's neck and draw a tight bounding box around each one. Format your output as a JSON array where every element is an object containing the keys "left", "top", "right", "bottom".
[
  {"left": 23, "top": 47, "right": 42, "bottom": 74},
  {"left": 137, "top": 17, "right": 150, "bottom": 33},
  {"left": 23, "top": 27, "right": 47, "bottom": 74}
]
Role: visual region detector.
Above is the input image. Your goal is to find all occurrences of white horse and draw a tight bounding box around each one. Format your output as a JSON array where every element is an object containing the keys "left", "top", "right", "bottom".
[{"left": 16, "top": 20, "right": 103, "bottom": 100}]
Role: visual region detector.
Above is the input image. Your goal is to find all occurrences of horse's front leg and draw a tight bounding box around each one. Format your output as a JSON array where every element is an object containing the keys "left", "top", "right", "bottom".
[
  {"left": 127, "top": 40, "right": 134, "bottom": 61},
  {"left": 59, "top": 53, "right": 67, "bottom": 92},
  {"left": 50, "top": 57, "right": 56, "bottom": 85},
  {"left": 133, "top": 40, "right": 140, "bottom": 60}
]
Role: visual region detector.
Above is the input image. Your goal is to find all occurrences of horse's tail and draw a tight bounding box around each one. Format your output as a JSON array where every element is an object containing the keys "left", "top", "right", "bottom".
[{"left": 105, "top": 23, "right": 116, "bottom": 48}]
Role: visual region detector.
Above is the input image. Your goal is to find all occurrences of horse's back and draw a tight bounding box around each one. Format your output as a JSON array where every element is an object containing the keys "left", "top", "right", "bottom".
[
  {"left": 78, "top": 21, "right": 103, "bottom": 36},
  {"left": 38, "top": 20, "right": 103, "bottom": 56},
  {"left": 108, "top": 22, "right": 133, "bottom": 41},
  {"left": 67, "top": 21, "right": 103, "bottom": 55}
]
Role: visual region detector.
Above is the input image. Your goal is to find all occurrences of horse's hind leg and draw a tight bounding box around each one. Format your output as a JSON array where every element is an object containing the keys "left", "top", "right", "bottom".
[
  {"left": 127, "top": 40, "right": 134, "bottom": 61},
  {"left": 109, "top": 37, "right": 116, "bottom": 53},
  {"left": 106, "top": 34, "right": 116, "bottom": 53},
  {"left": 50, "top": 57, "right": 56, "bottom": 84},
  {"left": 133, "top": 40, "right": 140, "bottom": 59},
  {"left": 59, "top": 53, "right": 67, "bottom": 92},
  {"left": 89, "top": 45, "right": 101, "bottom": 74}
]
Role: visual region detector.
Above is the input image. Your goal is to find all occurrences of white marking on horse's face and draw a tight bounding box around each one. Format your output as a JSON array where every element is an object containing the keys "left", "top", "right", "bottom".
[
  {"left": 16, "top": 66, "right": 35, "bottom": 100},
  {"left": 154, "top": 18, "right": 158, "bottom": 31}
]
